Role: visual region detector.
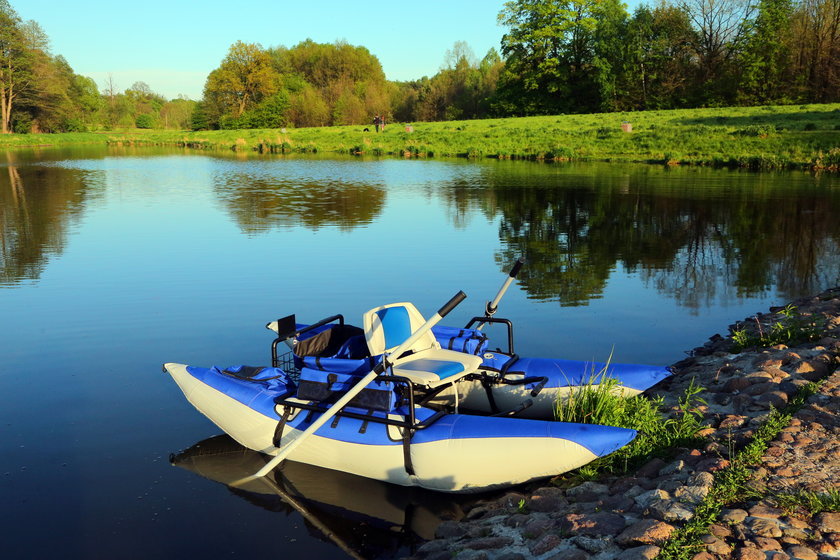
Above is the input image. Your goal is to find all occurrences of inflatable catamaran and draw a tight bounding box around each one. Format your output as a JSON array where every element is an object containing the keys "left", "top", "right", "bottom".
[{"left": 164, "top": 291, "right": 638, "bottom": 493}]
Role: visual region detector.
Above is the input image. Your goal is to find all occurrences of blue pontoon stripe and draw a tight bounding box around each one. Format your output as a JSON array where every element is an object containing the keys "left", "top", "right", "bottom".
[{"left": 183, "top": 365, "right": 635, "bottom": 454}]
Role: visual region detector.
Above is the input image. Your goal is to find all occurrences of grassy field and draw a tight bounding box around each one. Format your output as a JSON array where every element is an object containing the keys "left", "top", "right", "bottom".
[{"left": 2, "top": 103, "right": 839, "bottom": 171}]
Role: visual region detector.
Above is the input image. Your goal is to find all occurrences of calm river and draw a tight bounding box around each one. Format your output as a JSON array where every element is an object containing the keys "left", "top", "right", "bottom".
[{"left": 2, "top": 146, "right": 839, "bottom": 559}]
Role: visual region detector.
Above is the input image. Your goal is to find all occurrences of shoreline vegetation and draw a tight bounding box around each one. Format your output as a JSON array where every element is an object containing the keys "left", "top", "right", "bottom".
[{"left": 2, "top": 103, "right": 839, "bottom": 172}]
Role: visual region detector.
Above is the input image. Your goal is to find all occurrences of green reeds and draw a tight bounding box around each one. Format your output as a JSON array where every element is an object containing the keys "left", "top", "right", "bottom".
[{"left": 554, "top": 360, "right": 706, "bottom": 478}]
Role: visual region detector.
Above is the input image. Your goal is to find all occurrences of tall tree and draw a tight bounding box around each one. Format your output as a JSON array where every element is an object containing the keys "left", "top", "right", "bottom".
[
  {"left": 498, "top": 0, "right": 603, "bottom": 114},
  {"left": 739, "top": 0, "right": 795, "bottom": 103},
  {"left": 203, "top": 41, "right": 277, "bottom": 122},
  {"left": 0, "top": 0, "right": 32, "bottom": 133},
  {"left": 681, "top": 0, "right": 755, "bottom": 103}
]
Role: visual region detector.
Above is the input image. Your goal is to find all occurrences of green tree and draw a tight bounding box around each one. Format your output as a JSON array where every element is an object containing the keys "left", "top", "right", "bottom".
[
  {"left": 0, "top": 0, "right": 32, "bottom": 133},
  {"left": 497, "top": 0, "right": 602, "bottom": 114},
  {"left": 624, "top": 2, "right": 697, "bottom": 109},
  {"left": 203, "top": 41, "right": 278, "bottom": 125},
  {"left": 738, "top": 0, "right": 794, "bottom": 103}
]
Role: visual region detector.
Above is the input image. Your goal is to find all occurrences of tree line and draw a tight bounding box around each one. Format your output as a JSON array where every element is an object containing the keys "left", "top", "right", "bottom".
[{"left": 1, "top": 0, "right": 837, "bottom": 134}]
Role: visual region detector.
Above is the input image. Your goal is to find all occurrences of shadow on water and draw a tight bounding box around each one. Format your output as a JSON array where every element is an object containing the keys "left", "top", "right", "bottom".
[{"left": 171, "top": 435, "right": 470, "bottom": 560}]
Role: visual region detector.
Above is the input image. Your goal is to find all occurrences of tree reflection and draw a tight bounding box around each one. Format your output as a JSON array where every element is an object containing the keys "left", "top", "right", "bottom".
[
  {"left": 215, "top": 175, "right": 386, "bottom": 234},
  {"left": 444, "top": 164, "right": 840, "bottom": 309},
  {"left": 0, "top": 153, "right": 97, "bottom": 285}
]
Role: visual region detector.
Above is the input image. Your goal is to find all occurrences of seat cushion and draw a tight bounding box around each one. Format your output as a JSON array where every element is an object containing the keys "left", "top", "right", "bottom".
[
  {"left": 393, "top": 359, "right": 465, "bottom": 380},
  {"left": 390, "top": 348, "right": 482, "bottom": 388}
]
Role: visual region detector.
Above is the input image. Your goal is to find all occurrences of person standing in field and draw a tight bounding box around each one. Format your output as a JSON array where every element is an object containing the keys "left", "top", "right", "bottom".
[
  {"left": 373, "top": 115, "right": 381, "bottom": 133},
  {"left": 381, "top": 114, "right": 386, "bottom": 131}
]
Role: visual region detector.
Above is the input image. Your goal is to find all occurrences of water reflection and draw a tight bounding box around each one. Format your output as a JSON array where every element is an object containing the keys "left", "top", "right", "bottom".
[
  {"left": 0, "top": 152, "right": 101, "bottom": 286},
  {"left": 441, "top": 165, "right": 840, "bottom": 309},
  {"left": 214, "top": 165, "right": 386, "bottom": 234},
  {"left": 171, "top": 435, "right": 466, "bottom": 560}
]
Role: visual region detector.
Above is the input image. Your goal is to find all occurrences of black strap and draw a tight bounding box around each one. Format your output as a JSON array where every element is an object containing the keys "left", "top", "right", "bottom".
[
  {"left": 273, "top": 407, "right": 293, "bottom": 448},
  {"left": 482, "top": 376, "right": 500, "bottom": 413},
  {"left": 402, "top": 427, "right": 415, "bottom": 476}
]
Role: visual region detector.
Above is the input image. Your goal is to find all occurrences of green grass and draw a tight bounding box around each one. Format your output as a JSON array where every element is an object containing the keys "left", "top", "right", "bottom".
[
  {"left": 730, "top": 304, "right": 823, "bottom": 352},
  {"left": 1, "top": 103, "right": 839, "bottom": 171},
  {"left": 554, "top": 373, "right": 706, "bottom": 479},
  {"left": 773, "top": 489, "right": 840, "bottom": 515}
]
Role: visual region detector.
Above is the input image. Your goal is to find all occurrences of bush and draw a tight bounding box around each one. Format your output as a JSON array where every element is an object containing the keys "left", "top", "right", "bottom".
[{"left": 135, "top": 114, "right": 154, "bottom": 129}]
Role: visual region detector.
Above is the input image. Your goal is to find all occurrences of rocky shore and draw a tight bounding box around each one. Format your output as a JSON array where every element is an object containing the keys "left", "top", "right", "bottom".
[{"left": 405, "top": 289, "right": 840, "bottom": 560}]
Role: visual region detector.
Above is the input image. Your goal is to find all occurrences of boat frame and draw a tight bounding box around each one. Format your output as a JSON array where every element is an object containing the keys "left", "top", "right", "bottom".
[{"left": 269, "top": 312, "right": 551, "bottom": 418}]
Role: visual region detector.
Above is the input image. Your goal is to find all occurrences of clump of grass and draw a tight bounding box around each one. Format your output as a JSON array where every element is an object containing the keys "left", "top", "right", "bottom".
[
  {"left": 730, "top": 304, "right": 822, "bottom": 352},
  {"left": 555, "top": 366, "right": 706, "bottom": 476},
  {"left": 735, "top": 124, "right": 777, "bottom": 137},
  {"left": 773, "top": 489, "right": 840, "bottom": 515}
]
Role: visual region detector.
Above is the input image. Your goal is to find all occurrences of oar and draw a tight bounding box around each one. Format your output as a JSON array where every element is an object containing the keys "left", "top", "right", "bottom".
[
  {"left": 232, "top": 290, "right": 468, "bottom": 486},
  {"left": 477, "top": 257, "right": 525, "bottom": 331}
]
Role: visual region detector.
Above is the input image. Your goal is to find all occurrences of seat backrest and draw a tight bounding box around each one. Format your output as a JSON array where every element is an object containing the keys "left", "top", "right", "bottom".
[{"left": 363, "top": 302, "right": 437, "bottom": 356}]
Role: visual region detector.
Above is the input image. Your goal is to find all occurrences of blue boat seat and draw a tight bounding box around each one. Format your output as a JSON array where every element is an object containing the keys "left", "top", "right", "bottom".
[{"left": 363, "top": 302, "right": 481, "bottom": 388}]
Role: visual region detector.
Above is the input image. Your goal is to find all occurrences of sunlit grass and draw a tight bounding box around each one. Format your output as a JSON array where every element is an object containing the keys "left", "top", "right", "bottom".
[{"left": 1, "top": 103, "right": 839, "bottom": 171}]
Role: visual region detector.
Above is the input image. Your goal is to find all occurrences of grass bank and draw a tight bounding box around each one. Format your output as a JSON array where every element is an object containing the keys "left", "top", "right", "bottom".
[{"left": 2, "top": 103, "right": 839, "bottom": 171}]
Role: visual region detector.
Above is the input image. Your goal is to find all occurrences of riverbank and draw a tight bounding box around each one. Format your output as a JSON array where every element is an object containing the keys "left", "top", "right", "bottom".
[
  {"left": 1, "top": 103, "right": 839, "bottom": 172},
  {"left": 406, "top": 289, "right": 840, "bottom": 560}
]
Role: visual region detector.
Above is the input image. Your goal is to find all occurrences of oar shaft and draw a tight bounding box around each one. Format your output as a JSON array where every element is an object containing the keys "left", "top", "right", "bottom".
[
  {"left": 478, "top": 258, "right": 524, "bottom": 331},
  {"left": 250, "top": 290, "right": 467, "bottom": 480}
]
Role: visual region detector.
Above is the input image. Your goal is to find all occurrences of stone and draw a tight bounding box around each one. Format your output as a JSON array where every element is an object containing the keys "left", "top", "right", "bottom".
[
  {"left": 464, "top": 536, "right": 514, "bottom": 550},
  {"left": 453, "top": 551, "right": 489, "bottom": 560},
  {"left": 435, "top": 520, "right": 467, "bottom": 539},
  {"left": 559, "top": 512, "right": 626, "bottom": 536},
  {"left": 659, "top": 459, "right": 686, "bottom": 476},
  {"left": 689, "top": 471, "right": 715, "bottom": 488},
  {"left": 674, "top": 485, "right": 710, "bottom": 505},
  {"left": 756, "top": 391, "right": 789, "bottom": 408},
  {"left": 616, "top": 545, "right": 661, "bottom": 560},
  {"left": 785, "top": 544, "right": 818, "bottom": 560},
  {"left": 754, "top": 537, "right": 782, "bottom": 550},
  {"left": 566, "top": 481, "right": 609, "bottom": 502},
  {"left": 571, "top": 535, "right": 612, "bottom": 553},
  {"left": 734, "top": 547, "right": 765, "bottom": 560},
  {"left": 616, "top": 519, "right": 675, "bottom": 546},
  {"left": 745, "top": 382, "right": 781, "bottom": 396},
  {"left": 749, "top": 518, "right": 783, "bottom": 538},
  {"left": 523, "top": 516, "right": 556, "bottom": 538},
  {"left": 709, "top": 523, "right": 733, "bottom": 538},
  {"left": 636, "top": 458, "right": 666, "bottom": 478},
  {"left": 814, "top": 512, "right": 840, "bottom": 533},
  {"left": 692, "top": 553, "right": 716, "bottom": 560},
  {"left": 530, "top": 533, "right": 562, "bottom": 556},
  {"left": 503, "top": 513, "right": 531, "bottom": 528},
  {"left": 496, "top": 554, "right": 527, "bottom": 560},
  {"left": 528, "top": 494, "right": 567, "bottom": 513},
  {"left": 766, "top": 553, "right": 790, "bottom": 560},
  {"left": 545, "top": 547, "right": 589, "bottom": 560},
  {"left": 701, "top": 534, "right": 731, "bottom": 556},
  {"left": 634, "top": 489, "right": 670, "bottom": 509},
  {"left": 497, "top": 492, "right": 528, "bottom": 509},
  {"left": 721, "top": 509, "right": 749, "bottom": 523},
  {"left": 748, "top": 505, "right": 784, "bottom": 519}
]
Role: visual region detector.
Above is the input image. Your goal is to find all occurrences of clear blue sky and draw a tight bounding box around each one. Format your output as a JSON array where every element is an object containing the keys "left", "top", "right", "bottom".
[{"left": 16, "top": 0, "right": 513, "bottom": 100}]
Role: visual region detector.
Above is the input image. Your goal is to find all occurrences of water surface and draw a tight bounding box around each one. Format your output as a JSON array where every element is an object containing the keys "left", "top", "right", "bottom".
[{"left": 2, "top": 147, "right": 839, "bottom": 559}]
